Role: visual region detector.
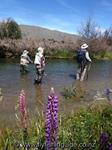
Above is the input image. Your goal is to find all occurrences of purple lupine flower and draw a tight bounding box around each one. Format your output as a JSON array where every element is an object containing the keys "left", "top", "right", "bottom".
[
  {"left": 100, "top": 132, "right": 108, "bottom": 144},
  {"left": 19, "top": 90, "right": 27, "bottom": 129},
  {"left": 109, "top": 144, "right": 112, "bottom": 150},
  {"left": 45, "top": 87, "right": 58, "bottom": 150},
  {"left": 100, "top": 132, "right": 109, "bottom": 150}
]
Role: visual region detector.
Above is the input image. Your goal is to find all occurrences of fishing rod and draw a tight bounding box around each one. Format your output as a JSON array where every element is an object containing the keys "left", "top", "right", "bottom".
[{"left": 86, "top": 62, "right": 91, "bottom": 80}]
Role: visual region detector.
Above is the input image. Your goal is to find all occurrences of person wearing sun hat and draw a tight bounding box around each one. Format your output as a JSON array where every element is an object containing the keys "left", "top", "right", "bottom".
[
  {"left": 76, "top": 43, "right": 92, "bottom": 81},
  {"left": 20, "top": 49, "right": 32, "bottom": 73},
  {"left": 34, "top": 47, "right": 45, "bottom": 84}
]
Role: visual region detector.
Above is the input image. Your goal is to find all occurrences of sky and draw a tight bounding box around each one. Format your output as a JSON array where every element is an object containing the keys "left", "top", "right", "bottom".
[{"left": 0, "top": 0, "right": 112, "bottom": 34}]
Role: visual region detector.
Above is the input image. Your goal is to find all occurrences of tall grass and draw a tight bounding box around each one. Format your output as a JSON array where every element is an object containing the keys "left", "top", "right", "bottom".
[{"left": 0, "top": 90, "right": 112, "bottom": 150}]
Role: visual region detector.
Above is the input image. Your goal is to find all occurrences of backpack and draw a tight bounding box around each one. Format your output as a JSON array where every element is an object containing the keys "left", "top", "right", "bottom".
[{"left": 76, "top": 48, "right": 86, "bottom": 63}]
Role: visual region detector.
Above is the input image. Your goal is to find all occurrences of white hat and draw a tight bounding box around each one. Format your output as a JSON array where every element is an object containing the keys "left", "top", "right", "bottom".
[
  {"left": 37, "top": 47, "right": 44, "bottom": 53},
  {"left": 81, "top": 43, "right": 88, "bottom": 49},
  {"left": 23, "top": 50, "right": 29, "bottom": 54}
]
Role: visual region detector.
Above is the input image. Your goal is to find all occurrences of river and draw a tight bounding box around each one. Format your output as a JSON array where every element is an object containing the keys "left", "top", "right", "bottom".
[{"left": 0, "top": 58, "right": 112, "bottom": 128}]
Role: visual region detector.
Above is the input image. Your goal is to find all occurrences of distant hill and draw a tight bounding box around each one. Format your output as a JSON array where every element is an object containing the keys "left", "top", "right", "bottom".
[{"left": 20, "top": 25, "right": 78, "bottom": 43}]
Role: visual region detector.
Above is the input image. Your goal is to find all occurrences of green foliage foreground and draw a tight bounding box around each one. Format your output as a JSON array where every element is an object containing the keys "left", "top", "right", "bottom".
[{"left": 0, "top": 102, "right": 112, "bottom": 150}]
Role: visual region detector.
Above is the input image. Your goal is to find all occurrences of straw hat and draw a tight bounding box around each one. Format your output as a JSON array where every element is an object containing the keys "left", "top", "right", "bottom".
[
  {"left": 23, "top": 50, "right": 29, "bottom": 54},
  {"left": 81, "top": 43, "right": 88, "bottom": 49},
  {"left": 37, "top": 47, "right": 44, "bottom": 53}
]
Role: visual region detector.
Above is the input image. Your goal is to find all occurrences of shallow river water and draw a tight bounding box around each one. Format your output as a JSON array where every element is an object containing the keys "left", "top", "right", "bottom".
[{"left": 0, "top": 58, "right": 112, "bottom": 128}]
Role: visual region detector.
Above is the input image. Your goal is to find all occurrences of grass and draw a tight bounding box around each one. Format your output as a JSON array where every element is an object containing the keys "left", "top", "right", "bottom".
[
  {"left": 61, "top": 87, "right": 76, "bottom": 100},
  {"left": 59, "top": 104, "right": 112, "bottom": 149},
  {"left": 92, "top": 51, "right": 112, "bottom": 60},
  {"left": 45, "top": 50, "right": 75, "bottom": 59},
  {"left": 45, "top": 49, "right": 112, "bottom": 60},
  {"left": 0, "top": 100, "right": 112, "bottom": 150}
]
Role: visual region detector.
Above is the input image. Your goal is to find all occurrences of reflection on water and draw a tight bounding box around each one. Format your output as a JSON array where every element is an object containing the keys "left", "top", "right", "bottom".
[
  {"left": 0, "top": 58, "right": 112, "bottom": 127},
  {"left": 34, "top": 84, "right": 45, "bottom": 112}
]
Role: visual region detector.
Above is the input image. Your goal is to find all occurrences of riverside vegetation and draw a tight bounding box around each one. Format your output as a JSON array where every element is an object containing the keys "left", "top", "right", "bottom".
[
  {"left": 0, "top": 18, "right": 112, "bottom": 59},
  {"left": 0, "top": 89, "right": 112, "bottom": 150}
]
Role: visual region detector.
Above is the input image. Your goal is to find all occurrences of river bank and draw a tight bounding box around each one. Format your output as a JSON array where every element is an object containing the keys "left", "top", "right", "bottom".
[
  {"left": 0, "top": 39, "right": 112, "bottom": 60},
  {"left": 0, "top": 99, "right": 112, "bottom": 149},
  {"left": 0, "top": 39, "right": 76, "bottom": 58}
]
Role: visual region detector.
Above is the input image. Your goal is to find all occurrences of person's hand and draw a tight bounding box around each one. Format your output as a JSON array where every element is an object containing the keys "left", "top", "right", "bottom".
[{"left": 89, "top": 59, "right": 92, "bottom": 63}]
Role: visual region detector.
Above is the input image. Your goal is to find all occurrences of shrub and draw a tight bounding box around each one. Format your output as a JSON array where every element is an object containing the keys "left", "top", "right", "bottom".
[{"left": 0, "top": 18, "right": 22, "bottom": 39}]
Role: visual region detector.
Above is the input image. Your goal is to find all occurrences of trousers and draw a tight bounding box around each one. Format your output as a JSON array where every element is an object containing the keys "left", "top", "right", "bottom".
[{"left": 35, "top": 66, "right": 44, "bottom": 84}]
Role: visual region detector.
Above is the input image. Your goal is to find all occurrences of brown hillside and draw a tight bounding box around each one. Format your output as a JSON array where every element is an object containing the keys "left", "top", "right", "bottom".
[{"left": 20, "top": 25, "right": 78, "bottom": 43}]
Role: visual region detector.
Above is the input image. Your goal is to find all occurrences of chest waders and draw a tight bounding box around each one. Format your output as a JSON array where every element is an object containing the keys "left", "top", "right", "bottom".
[
  {"left": 34, "top": 56, "right": 45, "bottom": 84},
  {"left": 80, "top": 59, "right": 87, "bottom": 81}
]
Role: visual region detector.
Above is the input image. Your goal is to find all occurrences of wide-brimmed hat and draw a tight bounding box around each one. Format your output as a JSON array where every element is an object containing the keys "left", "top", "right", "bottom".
[
  {"left": 23, "top": 50, "right": 29, "bottom": 54},
  {"left": 37, "top": 47, "right": 44, "bottom": 53},
  {"left": 81, "top": 43, "right": 88, "bottom": 49}
]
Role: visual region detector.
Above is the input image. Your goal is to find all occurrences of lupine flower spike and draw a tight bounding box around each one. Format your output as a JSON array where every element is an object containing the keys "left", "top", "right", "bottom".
[
  {"left": 19, "top": 90, "right": 27, "bottom": 129},
  {"left": 100, "top": 132, "right": 109, "bottom": 150},
  {"left": 45, "top": 87, "right": 59, "bottom": 150}
]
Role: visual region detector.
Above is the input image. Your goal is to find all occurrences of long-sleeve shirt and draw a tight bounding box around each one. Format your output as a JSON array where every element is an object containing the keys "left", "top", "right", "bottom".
[
  {"left": 34, "top": 52, "right": 45, "bottom": 68},
  {"left": 20, "top": 54, "right": 32, "bottom": 66},
  {"left": 85, "top": 51, "right": 92, "bottom": 62}
]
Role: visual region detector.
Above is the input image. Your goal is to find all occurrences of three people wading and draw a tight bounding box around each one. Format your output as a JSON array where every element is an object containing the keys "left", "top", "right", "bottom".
[{"left": 20, "top": 44, "right": 91, "bottom": 84}]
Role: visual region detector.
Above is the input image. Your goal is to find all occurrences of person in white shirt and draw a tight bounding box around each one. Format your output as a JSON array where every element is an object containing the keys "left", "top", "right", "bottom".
[
  {"left": 34, "top": 47, "right": 45, "bottom": 84},
  {"left": 76, "top": 43, "right": 92, "bottom": 81},
  {"left": 20, "top": 50, "right": 32, "bottom": 73}
]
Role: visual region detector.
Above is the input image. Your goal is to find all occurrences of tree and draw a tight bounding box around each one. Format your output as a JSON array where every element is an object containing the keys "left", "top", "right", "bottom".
[
  {"left": 77, "top": 17, "right": 103, "bottom": 51},
  {"left": 78, "top": 17, "right": 100, "bottom": 41},
  {"left": 0, "top": 21, "right": 7, "bottom": 38},
  {"left": 103, "top": 27, "right": 112, "bottom": 46},
  {"left": 0, "top": 18, "right": 22, "bottom": 39}
]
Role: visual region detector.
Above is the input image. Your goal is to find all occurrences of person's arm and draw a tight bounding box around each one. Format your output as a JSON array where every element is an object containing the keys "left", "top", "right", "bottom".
[
  {"left": 85, "top": 51, "right": 92, "bottom": 62},
  {"left": 27, "top": 55, "right": 33, "bottom": 63}
]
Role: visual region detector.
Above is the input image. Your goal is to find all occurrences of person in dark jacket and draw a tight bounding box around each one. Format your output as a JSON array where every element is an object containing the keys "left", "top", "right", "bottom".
[{"left": 76, "top": 43, "right": 92, "bottom": 81}]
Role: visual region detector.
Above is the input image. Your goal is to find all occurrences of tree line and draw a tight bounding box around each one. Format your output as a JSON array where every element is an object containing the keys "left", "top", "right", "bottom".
[
  {"left": 0, "top": 17, "right": 112, "bottom": 57},
  {"left": 77, "top": 17, "right": 112, "bottom": 52},
  {"left": 0, "top": 18, "right": 21, "bottom": 39}
]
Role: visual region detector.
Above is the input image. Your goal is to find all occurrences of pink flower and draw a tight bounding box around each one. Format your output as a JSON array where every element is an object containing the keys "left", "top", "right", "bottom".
[{"left": 19, "top": 90, "right": 27, "bottom": 129}]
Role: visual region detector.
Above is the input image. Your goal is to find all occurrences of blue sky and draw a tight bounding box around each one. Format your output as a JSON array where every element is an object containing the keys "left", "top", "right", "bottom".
[{"left": 0, "top": 0, "right": 112, "bottom": 34}]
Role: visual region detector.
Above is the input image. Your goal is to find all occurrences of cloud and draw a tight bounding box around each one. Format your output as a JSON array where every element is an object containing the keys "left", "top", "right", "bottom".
[
  {"left": 55, "top": 0, "right": 78, "bottom": 13},
  {"left": 43, "top": 14, "right": 73, "bottom": 27},
  {"left": 102, "top": 0, "right": 112, "bottom": 7},
  {"left": 0, "top": 4, "right": 34, "bottom": 22},
  {"left": 0, "top": 0, "right": 16, "bottom": 9},
  {"left": 101, "top": 0, "right": 112, "bottom": 11},
  {"left": 41, "top": 14, "right": 77, "bottom": 33},
  {"left": 0, "top": 0, "right": 79, "bottom": 34},
  {"left": 2, "top": 0, "right": 15, "bottom": 3},
  {"left": 56, "top": 0, "right": 70, "bottom": 8}
]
